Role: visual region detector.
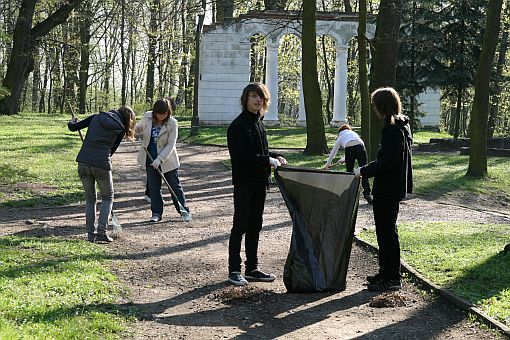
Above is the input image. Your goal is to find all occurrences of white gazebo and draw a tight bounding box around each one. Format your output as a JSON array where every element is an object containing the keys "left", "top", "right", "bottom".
[{"left": 198, "top": 10, "right": 374, "bottom": 127}]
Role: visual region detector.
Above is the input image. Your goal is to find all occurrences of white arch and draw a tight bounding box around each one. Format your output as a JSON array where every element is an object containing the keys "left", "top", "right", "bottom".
[{"left": 198, "top": 10, "right": 374, "bottom": 126}]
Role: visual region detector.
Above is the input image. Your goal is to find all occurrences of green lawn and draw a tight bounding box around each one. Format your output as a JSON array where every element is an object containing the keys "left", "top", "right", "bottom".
[
  {"left": 0, "top": 236, "right": 134, "bottom": 338},
  {"left": 358, "top": 223, "right": 510, "bottom": 327}
]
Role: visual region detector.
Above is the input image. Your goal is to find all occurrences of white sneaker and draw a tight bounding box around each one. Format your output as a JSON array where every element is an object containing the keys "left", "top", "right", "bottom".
[
  {"left": 182, "top": 211, "right": 192, "bottom": 222},
  {"left": 144, "top": 195, "right": 151, "bottom": 204},
  {"left": 149, "top": 214, "right": 161, "bottom": 222}
]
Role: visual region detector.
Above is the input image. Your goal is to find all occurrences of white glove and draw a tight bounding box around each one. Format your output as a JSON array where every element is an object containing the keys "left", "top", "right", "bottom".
[
  {"left": 150, "top": 159, "right": 161, "bottom": 169},
  {"left": 277, "top": 156, "right": 288, "bottom": 166},
  {"left": 339, "top": 157, "right": 346, "bottom": 164},
  {"left": 269, "top": 157, "right": 281, "bottom": 169},
  {"left": 353, "top": 167, "right": 361, "bottom": 178}
]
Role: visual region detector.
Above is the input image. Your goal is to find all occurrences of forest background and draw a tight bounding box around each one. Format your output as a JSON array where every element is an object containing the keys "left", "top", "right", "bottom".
[{"left": 0, "top": 0, "right": 509, "bottom": 142}]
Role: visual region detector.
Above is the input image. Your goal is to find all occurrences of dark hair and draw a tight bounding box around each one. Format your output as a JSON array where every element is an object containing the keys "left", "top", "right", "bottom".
[
  {"left": 117, "top": 105, "right": 136, "bottom": 140},
  {"left": 371, "top": 87, "right": 402, "bottom": 125},
  {"left": 240, "top": 82, "right": 271, "bottom": 115},
  {"left": 152, "top": 98, "right": 172, "bottom": 124},
  {"left": 338, "top": 124, "right": 352, "bottom": 133}
]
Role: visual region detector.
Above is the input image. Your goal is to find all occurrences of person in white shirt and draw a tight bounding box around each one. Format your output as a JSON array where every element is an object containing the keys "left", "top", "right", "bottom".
[{"left": 324, "top": 124, "right": 373, "bottom": 204}]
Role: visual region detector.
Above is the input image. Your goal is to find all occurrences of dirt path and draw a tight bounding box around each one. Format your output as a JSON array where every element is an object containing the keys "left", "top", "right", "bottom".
[{"left": 1, "top": 142, "right": 508, "bottom": 339}]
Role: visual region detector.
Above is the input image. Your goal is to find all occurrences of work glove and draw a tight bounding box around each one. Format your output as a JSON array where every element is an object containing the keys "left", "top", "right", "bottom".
[
  {"left": 150, "top": 159, "right": 161, "bottom": 169},
  {"left": 269, "top": 157, "right": 281, "bottom": 169},
  {"left": 339, "top": 156, "right": 345, "bottom": 164},
  {"left": 353, "top": 167, "right": 361, "bottom": 178}
]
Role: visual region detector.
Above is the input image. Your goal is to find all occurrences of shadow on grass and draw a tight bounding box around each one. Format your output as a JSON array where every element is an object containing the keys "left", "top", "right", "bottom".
[
  {"left": 448, "top": 248, "right": 510, "bottom": 327},
  {"left": 1, "top": 191, "right": 84, "bottom": 208}
]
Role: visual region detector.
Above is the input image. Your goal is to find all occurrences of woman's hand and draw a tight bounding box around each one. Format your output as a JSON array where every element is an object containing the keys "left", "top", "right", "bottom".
[{"left": 150, "top": 159, "right": 161, "bottom": 169}]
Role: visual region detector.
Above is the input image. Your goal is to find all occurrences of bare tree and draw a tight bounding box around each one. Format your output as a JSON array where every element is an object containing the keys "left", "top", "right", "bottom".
[{"left": 0, "top": 0, "right": 85, "bottom": 115}]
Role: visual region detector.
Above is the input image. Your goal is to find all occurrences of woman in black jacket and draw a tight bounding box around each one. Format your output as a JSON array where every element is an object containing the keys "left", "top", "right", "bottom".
[
  {"left": 226, "top": 83, "right": 287, "bottom": 286},
  {"left": 355, "top": 87, "right": 413, "bottom": 292},
  {"left": 68, "top": 106, "right": 136, "bottom": 243}
]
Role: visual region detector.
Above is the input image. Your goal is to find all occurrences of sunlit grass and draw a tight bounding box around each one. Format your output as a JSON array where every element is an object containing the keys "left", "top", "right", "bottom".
[
  {"left": 359, "top": 222, "right": 510, "bottom": 327},
  {"left": 0, "top": 236, "right": 134, "bottom": 338}
]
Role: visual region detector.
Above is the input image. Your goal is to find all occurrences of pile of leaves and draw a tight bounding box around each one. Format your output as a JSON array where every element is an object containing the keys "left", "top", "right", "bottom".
[
  {"left": 369, "top": 291, "right": 414, "bottom": 308},
  {"left": 209, "top": 286, "right": 277, "bottom": 305}
]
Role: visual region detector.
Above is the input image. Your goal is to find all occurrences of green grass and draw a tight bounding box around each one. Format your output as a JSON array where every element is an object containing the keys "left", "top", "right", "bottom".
[
  {"left": 358, "top": 222, "right": 510, "bottom": 327},
  {"left": 0, "top": 112, "right": 84, "bottom": 206},
  {"left": 0, "top": 236, "right": 134, "bottom": 338},
  {"left": 179, "top": 125, "right": 340, "bottom": 149},
  {"left": 413, "top": 130, "right": 452, "bottom": 144}
]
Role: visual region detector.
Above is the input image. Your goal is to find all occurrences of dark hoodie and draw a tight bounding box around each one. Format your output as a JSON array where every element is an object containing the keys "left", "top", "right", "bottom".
[
  {"left": 68, "top": 110, "right": 125, "bottom": 170},
  {"left": 360, "top": 115, "right": 413, "bottom": 202}
]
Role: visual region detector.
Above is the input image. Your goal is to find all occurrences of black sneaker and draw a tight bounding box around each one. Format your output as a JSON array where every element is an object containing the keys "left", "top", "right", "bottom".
[
  {"left": 244, "top": 269, "right": 276, "bottom": 282},
  {"left": 366, "top": 273, "right": 383, "bottom": 284},
  {"left": 87, "top": 233, "right": 96, "bottom": 243},
  {"left": 367, "top": 279, "right": 401, "bottom": 292},
  {"left": 228, "top": 271, "right": 248, "bottom": 286},
  {"left": 363, "top": 193, "right": 373, "bottom": 205},
  {"left": 95, "top": 233, "right": 113, "bottom": 243}
]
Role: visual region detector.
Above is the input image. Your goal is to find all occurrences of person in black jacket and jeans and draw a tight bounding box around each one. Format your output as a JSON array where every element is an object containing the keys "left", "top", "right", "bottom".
[
  {"left": 68, "top": 106, "right": 136, "bottom": 243},
  {"left": 354, "top": 87, "right": 413, "bottom": 292},
  {"left": 226, "top": 83, "right": 288, "bottom": 286}
]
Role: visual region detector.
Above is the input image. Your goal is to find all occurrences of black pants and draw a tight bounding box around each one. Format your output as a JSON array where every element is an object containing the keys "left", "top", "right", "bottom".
[
  {"left": 228, "top": 182, "right": 267, "bottom": 273},
  {"left": 345, "top": 144, "right": 371, "bottom": 196},
  {"left": 373, "top": 197, "right": 401, "bottom": 280}
]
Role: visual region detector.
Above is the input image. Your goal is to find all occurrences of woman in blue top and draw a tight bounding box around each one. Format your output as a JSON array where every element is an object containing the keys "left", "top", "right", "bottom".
[{"left": 68, "top": 106, "right": 136, "bottom": 243}]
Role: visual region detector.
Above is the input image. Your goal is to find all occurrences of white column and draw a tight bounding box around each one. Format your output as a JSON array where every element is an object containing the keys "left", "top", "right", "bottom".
[
  {"left": 264, "top": 42, "right": 280, "bottom": 126},
  {"left": 296, "top": 75, "right": 306, "bottom": 126},
  {"left": 331, "top": 46, "right": 348, "bottom": 127}
]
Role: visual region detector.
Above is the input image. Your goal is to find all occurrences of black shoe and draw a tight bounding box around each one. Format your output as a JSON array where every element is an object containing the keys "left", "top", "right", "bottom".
[
  {"left": 366, "top": 273, "right": 383, "bottom": 284},
  {"left": 244, "top": 269, "right": 276, "bottom": 282},
  {"left": 95, "top": 233, "right": 113, "bottom": 243},
  {"left": 228, "top": 271, "right": 248, "bottom": 286},
  {"left": 367, "top": 279, "right": 401, "bottom": 292},
  {"left": 87, "top": 233, "right": 96, "bottom": 243},
  {"left": 364, "top": 194, "right": 373, "bottom": 205}
]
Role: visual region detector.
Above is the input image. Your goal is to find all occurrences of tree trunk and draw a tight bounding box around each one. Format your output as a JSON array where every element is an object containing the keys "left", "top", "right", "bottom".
[
  {"left": 78, "top": 0, "right": 92, "bottom": 115},
  {"left": 31, "top": 49, "right": 41, "bottom": 112},
  {"left": 466, "top": 0, "right": 503, "bottom": 177},
  {"left": 358, "top": 0, "right": 370, "bottom": 151},
  {"left": 487, "top": 5, "right": 509, "bottom": 138},
  {"left": 0, "top": 0, "right": 85, "bottom": 115},
  {"left": 191, "top": 0, "right": 206, "bottom": 137},
  {"left": 0, "top": 0, "right": 37, "bottom": 115},
  {"left": 302, "top": 0, "right": 328, "bottom": 155},
  {"left": 343, "top": 0, "right": 353, "bottom": 13},
  {"left": 368, "top": 0, "right": 402, "bottom": 160},
  {"left": 145, "top": 0, "right": 160, "bottom": 105},
  {"left": 120, "top": 0, "right": 127, "bottom": 105},
  {"left": 453, "top": 87, "right": 463, "bottom": 139}
]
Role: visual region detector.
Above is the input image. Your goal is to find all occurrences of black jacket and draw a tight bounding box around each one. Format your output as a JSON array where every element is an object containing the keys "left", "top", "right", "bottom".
[
  {"left": 227, "top": 110, "right": 279, "bottom": 186},
  {"left": 68, "top": 111, "right": 125, "bottom": 170},
  {"left": 360, "top": 115, "right": 413, "bottom": 202}
]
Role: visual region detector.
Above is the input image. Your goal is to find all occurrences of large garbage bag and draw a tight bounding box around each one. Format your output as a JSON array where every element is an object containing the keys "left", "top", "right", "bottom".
[{"left": 274, "top": 166, "right": 360, "bottom": 293}]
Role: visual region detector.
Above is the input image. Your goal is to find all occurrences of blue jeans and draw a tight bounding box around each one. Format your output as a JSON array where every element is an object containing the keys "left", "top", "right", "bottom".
[
  {"left": 77, "top": 163, "right": 113, "bottom": 235},
  {"left": 146, "top": 166, "right": 189, "bottom": 217}
]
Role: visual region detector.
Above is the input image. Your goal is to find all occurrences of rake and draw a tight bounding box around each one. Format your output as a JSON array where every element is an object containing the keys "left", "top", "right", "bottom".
[
  {"left": 143, "top": 146, "right": 191, "bottom": 222},
  {"left": 67, "top": 102, "right": 122, "bottom": 235}
]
